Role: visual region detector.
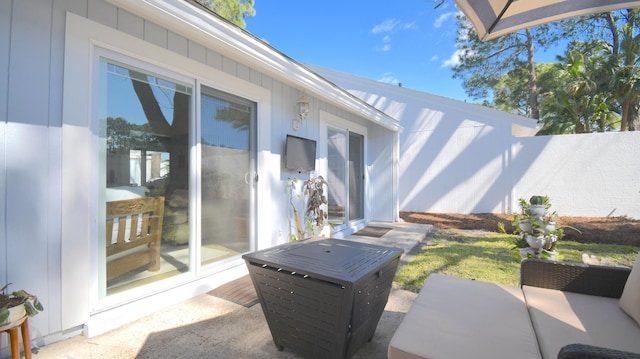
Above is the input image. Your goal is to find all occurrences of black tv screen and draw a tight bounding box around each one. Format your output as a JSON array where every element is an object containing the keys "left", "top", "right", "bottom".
[{"left": 285, "top": 135, "right": 316, "bottom": 172}]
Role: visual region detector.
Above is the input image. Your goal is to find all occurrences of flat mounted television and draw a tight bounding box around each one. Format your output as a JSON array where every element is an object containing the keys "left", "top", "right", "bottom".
[{"left": 284, "top": 134, "right": 316, "bottom": 173}]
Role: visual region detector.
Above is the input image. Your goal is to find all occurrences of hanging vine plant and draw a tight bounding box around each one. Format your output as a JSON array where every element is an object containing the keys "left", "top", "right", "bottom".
[
  {"left": 303, "top": 176, "right": 328, "bottom": 229},
  {"left": 287, "top": 176, "right": 329, "bottom": 241}
]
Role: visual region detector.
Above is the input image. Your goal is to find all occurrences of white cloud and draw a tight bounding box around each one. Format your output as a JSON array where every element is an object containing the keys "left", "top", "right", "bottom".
[
  {"left": 371, "top": 19, "right": 417, "bottom": 34},
  {"left": 434, "top": 11, "right": 456, "bottom": 28},
  {"left": 441, "top": 49, "right": 464, "bottom": 67},
  {"left": 374, "top": 34, "right": 393, "bottom": 52},
  {"left": 371, "top": 19, "right": 401, "bottom": 34},
  {"left": 402, "top": 21, "right": 418, "bottom": 30},
  {"left": 430, "top": 55, "right": 439, "bottom": 62},
  {"left": 376, "top": 37, "right": 392, "bottom": 52},
  {"left": 371, "top": 18, "right": 417, "bottom": 52},
  {"left": 373, "top": 36, "right": 392, "bottom": 52}
]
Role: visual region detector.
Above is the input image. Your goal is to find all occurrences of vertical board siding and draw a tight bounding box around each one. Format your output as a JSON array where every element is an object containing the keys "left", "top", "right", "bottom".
[
  {"left": 206, "top": 48, "right": 223, "bottom": 69},
  {"left": 117, "top": 9, "right": 144, "bottom": 38},
  {"left": 6, "top": 0, "right": 55, "bottom": 335},
  {"left": 250, "top": 68, "right": 262, "bottom": 87},
  {"left": 237, "top": 62, "right": 251, "bottom": 83},
  {"left": 222, "top": 55, "right": 237, "bottom": 76},
  {"left": 269, "top": 79, "right": 284, "bottom": 157},
  {"left": 0, "top": 0, "right": 11, "bottom": 288},
  {"left": 8, "top": 0, "right": 51, "bottom": 127},
  {"left": 0, "top": 0, "right": 392, "bottom": 344},
  {"left": 188, "top": 41, "right": 207, "bottom": 64},
  {"left": 88, "top": 0, "right": 116, "bottom": 27},
  {"left": 144, "top": 20, "right": 168, "bottom": 48},
  {"left": 167, "top": 30, "right": 188, "bottom": 55}
]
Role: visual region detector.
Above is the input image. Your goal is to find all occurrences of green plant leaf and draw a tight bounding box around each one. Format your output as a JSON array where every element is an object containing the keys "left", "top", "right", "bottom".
[
  {"left": 0, "top": 307, "right": 8, "bottom": 324},
  {"left": 33, "top": 298, "right": 44, "bottom": 312},
  {"left": 24, "top": 302, "right": 37, "bottom": 317}
]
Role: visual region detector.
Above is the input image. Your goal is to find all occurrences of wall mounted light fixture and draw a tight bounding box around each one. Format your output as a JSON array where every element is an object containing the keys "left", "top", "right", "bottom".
[{"left": 293, "top": 94, "right": 310, "bottom": 131}]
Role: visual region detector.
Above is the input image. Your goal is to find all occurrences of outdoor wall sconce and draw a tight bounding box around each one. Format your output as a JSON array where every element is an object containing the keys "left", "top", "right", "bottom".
[{"left": 293, "top": 94, "right": 310, "bottom": 131}]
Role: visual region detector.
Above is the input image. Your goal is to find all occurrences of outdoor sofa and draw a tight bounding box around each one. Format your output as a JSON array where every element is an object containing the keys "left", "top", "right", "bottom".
[{"left": 388, "top": 256, "right": 640, "bottom": 359}]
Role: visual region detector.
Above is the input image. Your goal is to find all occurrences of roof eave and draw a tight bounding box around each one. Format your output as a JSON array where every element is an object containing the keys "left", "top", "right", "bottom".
[{"left": 106, "top": 0, "right": 401, "bottom": 132}]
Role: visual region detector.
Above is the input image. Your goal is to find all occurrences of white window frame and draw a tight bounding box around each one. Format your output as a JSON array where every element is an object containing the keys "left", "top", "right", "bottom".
[
  {"left": 95, "top": 50, "right": 197, "bottom": 303},
  {"left": 319, "top": 111, "right": 368, "bottom": 233},
  {"left": 63, "top": 13, "right": 271, "bottom": 322}
]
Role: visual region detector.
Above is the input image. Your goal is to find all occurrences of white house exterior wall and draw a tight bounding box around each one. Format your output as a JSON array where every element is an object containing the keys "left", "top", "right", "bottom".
[
  {"left": 400, "top": 113, "right": 514, "bottom": 214},
  {"left": 0, "top": 0, "right": 400, "bottom": 349},
  {"left": 309, "top": 65, "right": 535, "bottom": 215},
  {"left": 368, "top": 125, "right": 400, "bottom": 222}
]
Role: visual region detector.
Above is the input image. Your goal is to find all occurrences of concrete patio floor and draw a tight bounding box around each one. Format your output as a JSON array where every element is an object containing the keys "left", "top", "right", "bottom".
[{"left": 31, "top": 221, "right": 433, "bottom": 359}]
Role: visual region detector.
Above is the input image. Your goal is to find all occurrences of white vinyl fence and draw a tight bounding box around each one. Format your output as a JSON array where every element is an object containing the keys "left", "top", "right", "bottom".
[{"left": 400, "top": 131, "right": 640, "bottom": 219}]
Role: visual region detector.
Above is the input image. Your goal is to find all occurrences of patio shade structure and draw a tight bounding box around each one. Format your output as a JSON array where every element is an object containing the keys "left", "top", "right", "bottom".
[{"left": 456, "top": 0, "right": 640, "bottom": 41}]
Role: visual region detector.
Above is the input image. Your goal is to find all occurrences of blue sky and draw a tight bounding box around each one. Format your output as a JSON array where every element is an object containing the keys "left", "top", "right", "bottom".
[{"left": 244, "top": 1, "right": 470, "bottom": 101}]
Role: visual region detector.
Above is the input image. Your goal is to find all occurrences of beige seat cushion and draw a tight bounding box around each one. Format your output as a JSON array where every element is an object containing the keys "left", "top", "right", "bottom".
[
  {"left": 523, "top": 285, "right": 640, "bottom": 359},
  {"left": 620, "top": 253, "right": 640, "bottom": 325},
  {"left": 388, "top": 274, "right": 541, "bottom": 359}
]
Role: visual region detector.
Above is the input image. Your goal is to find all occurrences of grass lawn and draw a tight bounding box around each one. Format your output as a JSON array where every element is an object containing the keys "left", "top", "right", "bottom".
[{"left": 394, "top": 229, "right": 640, "bottom": 293}]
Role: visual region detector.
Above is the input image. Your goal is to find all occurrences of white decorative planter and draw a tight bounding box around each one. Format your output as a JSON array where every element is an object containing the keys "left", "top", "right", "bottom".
[
  {"left": 518, "top": 220, "right": 531, "bottom": 233},
  {"left": 529, "top": 205, "right": 546, "bottom": 217},
  {"left": 525, "top": 235, "right": 546, "bottom": 250},
  {"left": 0, "top": 303, "right": 26, "bottom": 330},
  {"left": 542, "top": 222, "right": 556, "bottom": 233},
  {"left": 543, "top": 234, "right": 558, "bottom": 251}
]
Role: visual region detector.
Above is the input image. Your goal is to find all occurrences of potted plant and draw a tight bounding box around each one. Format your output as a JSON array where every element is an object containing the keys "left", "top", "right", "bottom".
[
  {"left": 525, "top": 233, "right": 546, "bottom": 251},
  {"left": 521, "top": 215, "right": 547, "bottom": 252},
  {"left": 513, "top": 198, "right": 532, "bottom": 232},
  {"left": 528, "top": 195, "right": 549, "bottom": 217},
  {"left": 0, "top": 283, "right": 44, "bottom": 328},
  {"left": 511, "top": 195, "right": 571, "bottom": 260}
]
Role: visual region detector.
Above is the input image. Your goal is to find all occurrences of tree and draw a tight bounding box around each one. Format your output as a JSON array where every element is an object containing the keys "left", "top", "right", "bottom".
[
  {"left": 537, "top": 49, "right": 620, "bottom": 134},
  {"left": 452, "top": 15, "right": 560, "bottom": 119},
  {"left": 560, "top": 10, "right": 640, "bottom": 131},
  {"left": 123, "top": 1, "right": 256, "bottom": 189},
  {"left": 454, "top": 8, "right": 640, "bottom": 133},
  {"left": 607, "top": 10, "right": 640, "bottom": 131},
  {"left": 522, "top": 39, "right": 626, "bottom": 134},
  {"left": 106, "top": 117, "right": 164, "bottom": 153},
  {"left": 492, "top": 66, "right": 532, "bottom": 116},
  {"left": 127, "top": 71, "right": 191, "bottom": 187},
  {"left": 194, "top": 0, "right": 255, "bottom": 28}
]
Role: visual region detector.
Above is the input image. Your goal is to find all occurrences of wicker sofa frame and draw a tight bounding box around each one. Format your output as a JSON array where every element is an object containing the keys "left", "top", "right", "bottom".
[{"left": 520, "top": 259, "right": 640, "bottom": 359}]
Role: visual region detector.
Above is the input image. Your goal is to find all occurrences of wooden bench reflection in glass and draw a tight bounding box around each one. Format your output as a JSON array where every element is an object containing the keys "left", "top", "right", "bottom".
[{"left": 106, "top": 196, "right": 165, "bottom": 282}]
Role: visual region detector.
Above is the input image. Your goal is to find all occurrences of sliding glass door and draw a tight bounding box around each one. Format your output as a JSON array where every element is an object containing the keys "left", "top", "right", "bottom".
[
  {"left": 100, "top": 58, "right": 192, "bottom": 296},
  {"left": 200, "top": 87, "right": 256, "bottom": 265},
  {"left": 348, "top": 132, "right": 364, "bottom": 221},
  {"left": 99, "top": 55, "right": 257, "bottom": 299},
  {"left": 327, "top": 127, "right": 364, "bottom": 227}
]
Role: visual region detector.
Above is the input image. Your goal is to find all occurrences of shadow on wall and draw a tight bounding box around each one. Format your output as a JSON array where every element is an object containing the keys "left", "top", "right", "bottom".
[
  {"left": 399, "top": 103, "right": 551, "bottom": 214},
  {"left": 401, "top": 116, "right": 640, "bottom": 218}
]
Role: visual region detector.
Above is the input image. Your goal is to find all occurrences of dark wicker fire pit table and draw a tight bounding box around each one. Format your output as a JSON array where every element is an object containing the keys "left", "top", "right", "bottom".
[{"left": 242, "top": 238, "right": 402, "bottom": 359}]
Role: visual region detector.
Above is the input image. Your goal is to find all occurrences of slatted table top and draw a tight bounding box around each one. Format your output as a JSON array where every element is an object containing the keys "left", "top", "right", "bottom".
[{"left": 243, "top": 238, "right": 402, "bottom": 285}]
